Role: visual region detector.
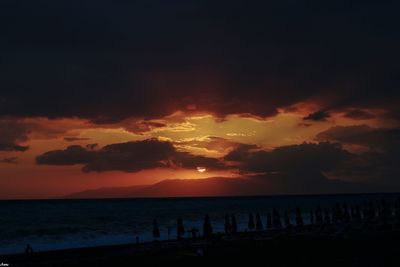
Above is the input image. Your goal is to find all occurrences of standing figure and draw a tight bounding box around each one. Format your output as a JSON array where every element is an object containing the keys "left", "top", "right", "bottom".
[
  {"left": 153, "top": 219, "right": 160, "bottom": 239},
  {"left": 224, "top": 215, "right": 231, "bottom": 234},
  {"left": 315, "top": 207, "right": 323, "bottom": 225},
  {"left": 188, "top": 228, "right": 199, "bottom": 239},
  {"left": 295, "top": 207, "right": 304, "bottom": 227},
  {"left": 368, "top": 201, "right": 375, "bottom": 220},
  {"left": 284, "top": 211, "right": 292, "bottom": 229},
  {"left": 324, "top": 208, "right": 331, "bottom": 225},
  {"left": 343, "top": 203, "right": 351, "bottom": 222},
  {"left": 231, "top": 214, "right": 238, "bottom": 233},
  {"left": 267, "top": 212, "right": 273, "bottom": 229},
  {"left": 203, "top": 214, "right": 213, "bottom": 238},
  {"left": 177, "top": 218, "right": 185, "bottom": 239},
  {"left": 336, "top": 203, "right": 343, "bottom": 222},
  {"left": 351, "top": 206, "right": 356, "bottom": 221},
  {"left": 273, "top": 208, "right": 282, "bottom": 229},
  {"left": 380, "top": 199, "right": 390, "bottom": 225},
  {"left": 309, "top": 209, "right": 315, "bottom": 225},
  {"left": 248, "top": 213, "right": 255, "bottom": 231},
  {"left": 256, "top": 212, "right": 264, "bottom": 230},
  {"left": 395, "top": 198, "right": 400, "bottom": 222},
  {"left": 362, "top": 201, "right": 369, "bottom": 221},
  {"left": 331, "top": 208, "right": 338, "bottom": 224},
  {"left": 354, "top": 205, "right": 362, "bottom": 221},
  {"left": 25, "top": 244, "right": 33, "bottom": 255}
]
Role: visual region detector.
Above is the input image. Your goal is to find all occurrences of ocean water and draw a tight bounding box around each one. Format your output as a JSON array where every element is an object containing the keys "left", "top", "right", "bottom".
[{"left": 1, "top": 193, "right": 399, "bottom": 255}]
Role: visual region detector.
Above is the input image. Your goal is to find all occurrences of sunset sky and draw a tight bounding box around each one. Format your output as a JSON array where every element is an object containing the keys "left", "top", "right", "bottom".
[{"left": 1, "top": 1, "right": 399, "bottom": 199}]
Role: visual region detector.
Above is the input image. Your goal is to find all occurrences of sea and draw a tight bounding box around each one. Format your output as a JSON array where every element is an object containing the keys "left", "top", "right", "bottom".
[{"left": 1, "top": 193, "right": 399, "bottom": 255}]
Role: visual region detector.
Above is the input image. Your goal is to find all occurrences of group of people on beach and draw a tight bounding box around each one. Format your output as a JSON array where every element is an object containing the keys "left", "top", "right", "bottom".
[
  {"left": 151, "top": 198, "right": 400, "bottom": 240},
  {"left": 22, "top": 198, "right": 399, "bottom": 255}
]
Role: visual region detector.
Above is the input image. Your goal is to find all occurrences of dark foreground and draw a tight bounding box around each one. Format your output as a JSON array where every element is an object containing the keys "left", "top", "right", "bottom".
[{"left": 3, "top": 224, "right": 400, "bottom": 267}]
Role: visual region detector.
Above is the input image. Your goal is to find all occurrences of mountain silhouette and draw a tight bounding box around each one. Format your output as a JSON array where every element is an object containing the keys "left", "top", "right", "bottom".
[{"left": 63, "top": 174, "right": 389, "bottom": 199}]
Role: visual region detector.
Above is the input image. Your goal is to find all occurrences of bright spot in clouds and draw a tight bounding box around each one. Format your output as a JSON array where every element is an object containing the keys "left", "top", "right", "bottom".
[{"left": 196, "top": 167, "right": 207, "bottom": 173}]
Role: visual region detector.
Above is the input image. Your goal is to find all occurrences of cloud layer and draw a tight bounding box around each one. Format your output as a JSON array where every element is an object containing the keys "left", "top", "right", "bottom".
[
  {"left": 316, "top": 125, "right": 400, "bottom": 150},
  {"left": 317, "top": 125, "right": 400, "bottom": 185},
  {"left": 0, "top": 119, "right": 30, "bottom": 151},
  {"left": 1, "top": 1, "right": 399, "bottom": 122},
  {"left": 36, "top": 139, "right": 225, "bottom": 173},
  {"left": 37, "top": 140, "right": 351, "bottom": 179},
  {"left": 226, "top": 142, "right": 350, "bottom": 174},
  {"left": 1, "top": 1, "right": 400, "bottom": 198}
]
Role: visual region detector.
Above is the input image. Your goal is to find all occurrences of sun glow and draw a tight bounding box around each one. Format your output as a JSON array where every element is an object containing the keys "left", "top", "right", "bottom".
[{"left": 196, "top": 167, "right": 207, "bottom": 173}]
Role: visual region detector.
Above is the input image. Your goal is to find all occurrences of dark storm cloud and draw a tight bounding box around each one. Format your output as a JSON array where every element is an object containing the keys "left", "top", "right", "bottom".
[
  {"left": 316, "top": 125, "right": 400, "bottom": 185},
  {"left": 86, "top": 143, "right": 98, "bottom": 150},
  {"left": 176, "top": 136, "right": 258, "bottom": 156},
  {"left": 123, "top": 120, "right": 168, "bottom": 134},
  {"left": 303, "top": 110, "right": 330, "bottom": 121},
  {"left": 227, "top": 142, "right": 350, "bottom": 174},
  {"left": 0, "top": 119, "right": 30, "bottom": 151},
  {"left": 0, "top": 117, "right": 85, "bottom": 152},
  {"left": 81, "top": 140, "right": 175, "bottom": 172},
  {"left": 316, "top": 125, "right": 400, "bottom": 149},
  {"left": 1, "top": 1, "right": 399, "bottom": 122},
  {"left": 223, "top": 142, "right": 362, "bottom": 190},
  {"left": 64, "top": 137, "right": 91, "bottom": 142},
  {"left": 36, "top": 139, "right": 225, "bottom": 172},
  {"left": 172, "top": 152, "right": 226, "bottom": 170},
  {"left": 36, "top": 145, "right": 96, "bottom": 165},
  {"left": 224, "top": 143, "right": 259, "bottom": 162},
  {"left": 343, "top": 109, "right": 375, "bottom": 120}
]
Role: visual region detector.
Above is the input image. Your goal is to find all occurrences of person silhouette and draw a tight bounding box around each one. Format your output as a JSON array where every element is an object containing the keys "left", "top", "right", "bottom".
[
  {"left": 25, "top": 244, "right": 33, "bottom": 254},
  {"left": 335, "top": 203, "right": 343, "bottom": 222},
  {"left": 295, "top": 207, "right": 304, "bottom": 227},
  {"left": 248, "top": 213, "right": 255, "bottom": 231},
  {"left": 256, "top": 212, "right": 264, "bottom": 230},
  {"left": 343, "top": 203, "right": 350, "bottom": 223},
  {"left": 324, "top": 208, "right": 331, "bottom": 225},
  {"left": 380, "top": 199, "right": 390, "bottom": 225},
  {"left": 224, "top": 215, "right": 231, "bottom": 234},
  {"left": 284, "top": 210, "right": 292, "bottom": 230},
  {"left": 188, "top": 228, "right": 199, "bottom": 239},
  {"left": 273, "top": 209, "right": 282, "bottom": 229},
  {"left": 152, "top": 219, "right": 160, "bottom": 239},
  {"left": 267, "top": 212, "right": 273, "bottom": 229},
  {"left": 362, "top": 201, "right": 368, "bottom": 221},
  {"left": 331, "top": 207, "right": 338, "bottom": 224},
  {"left": 167, "top": 226, "right": 172, "bottom": 240},
  {"left": 354, "top": 205, "right": 362, "bottom": 221},
  {"left": 177, "top": 218, "right": 185, "bottom": 239},
  {"left": 231, "top": 213, "right": 238, "bottom": 233},
  {"left": 315, "top": 207, "right": 323, "bottom": 225},
  {"left": 203, "top": 214, "right": 213, "bottom": 238},
  {"left": 350, "top": 206, "right": 356, "bottom": 220},
  {"left": 309, "top": 209, "right": 314, "bottom": 225},
  {"left": 368, "top": 201, "right": 375, "bottom": 220},
  {"left": 396, "top": 197, "right": 400, "bottom": 222}
]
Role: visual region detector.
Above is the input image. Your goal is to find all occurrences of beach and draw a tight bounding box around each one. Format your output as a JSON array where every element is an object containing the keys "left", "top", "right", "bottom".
[
  {"left": 3, "top": 219, "right": 400, "bottom": 267},
  {"left": 2, "top": 194, "right": 399, "bottom": 255},
  {"left": 2, "top": 194, "right": 400, "bottom": 266}
]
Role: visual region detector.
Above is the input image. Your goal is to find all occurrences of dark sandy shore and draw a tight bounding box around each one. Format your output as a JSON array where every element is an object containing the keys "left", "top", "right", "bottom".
[{"left": 2, "top": 222, "right": 400, "bottom": 267}]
